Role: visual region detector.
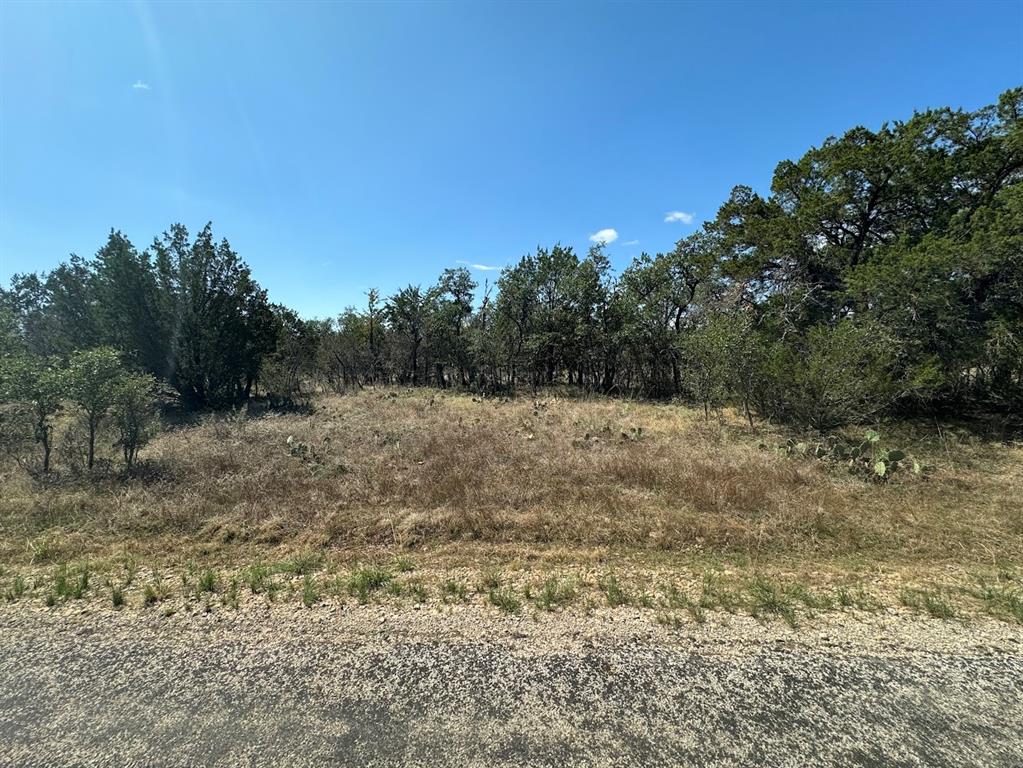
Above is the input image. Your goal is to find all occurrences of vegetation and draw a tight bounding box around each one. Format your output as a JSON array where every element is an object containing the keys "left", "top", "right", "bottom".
[
  {"left": 2, "top": 90, "right": 1019, "bottom": 441},
  {"left": 0, "top": 90, "right": 1019, "bottom": 627}
]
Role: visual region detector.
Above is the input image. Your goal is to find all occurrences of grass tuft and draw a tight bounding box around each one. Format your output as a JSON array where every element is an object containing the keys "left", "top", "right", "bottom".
[
  {"left": 599, "top": 574, "right": 630, "bottom": 607},
  {"left": 488, "top": 587, "right": 521, "bottom": 614},
  {"left": 348, "top": 567, "right": 392, "bottom": 604},
  {"left": 301, "top": 574, "right": 320, "bottom": 607}
]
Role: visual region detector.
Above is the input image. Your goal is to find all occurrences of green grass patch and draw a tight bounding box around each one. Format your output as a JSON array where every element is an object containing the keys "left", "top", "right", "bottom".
[
  {"left": 488, "top": 588, "right": 521, "bottom": 614},
  {"left": 348, "top": 567, "right": 392, "bottom": 604}
]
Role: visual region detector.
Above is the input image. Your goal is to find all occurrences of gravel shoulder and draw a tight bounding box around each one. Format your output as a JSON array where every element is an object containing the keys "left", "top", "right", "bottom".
[{"left": 1, "top": 604, "right": 1021, "bottom": 768}]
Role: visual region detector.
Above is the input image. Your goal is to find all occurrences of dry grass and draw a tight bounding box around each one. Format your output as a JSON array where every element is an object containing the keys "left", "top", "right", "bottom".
[{"left": 0, "top": 388, "right": 1021, "bottom": 573}]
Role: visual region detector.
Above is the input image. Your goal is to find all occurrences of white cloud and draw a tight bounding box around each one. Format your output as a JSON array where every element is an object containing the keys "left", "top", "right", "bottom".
[
  {"left": 589, "top": 228, "right": 618, "bottom": 245},
  {"left": 457, "top": 259, "right": 501, "bottom": 271},
  {"left": 664, "top": 211, "right": 694, "bottom": 224},
  {"left": 622, "top": 239, "right": 639, "bottom": 246},
  {"left": 132, "top": 80, "right": 151, "bottom": 90}
]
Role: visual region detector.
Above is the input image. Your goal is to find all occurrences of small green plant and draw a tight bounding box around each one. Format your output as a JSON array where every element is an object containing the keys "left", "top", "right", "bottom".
[
  {"left": 53, "top": 563, "right": 90, "bottom": 601},
  {"left": 966, "top": 579, "right": 1023, "bottom": 624},
  {"left": 787, "top": 583, "right": 833, "bottom": 613},
  {"left": 301, "top": 575, "right": 320, "bottom": 607},
  {"left": 664, "top": 584, "right": 705, "bottom": 623},
  {"left": 3, "top": 574, "right": 27, "bottom": 603},
  {"left": 530, "top": 577, "right": 576, "bottom": 612},
  {"left": 195, "top": 569, "right": 218, "bottom": 596},
  {"left": 280, "top": 552, "right": 323, "bottom": 576},
  {"left": 385, "top": 580, "right": 403, "bottom": 597},
  {"left": 599, "top": 574, "right": 630, "bottom": 607},
  {"left": 142, "top": 579, "right": 169, "bottom": 606},
  {"left": 478, "top": 569, "right": 503, "bottom": 593},
  {"left": 121, "top": 556, "right": 138, "bottom": 586},
  {"left": 901, "top": 588, "right": 956, "bottom": 619},
  {"left": 348, "top": 567, "right": 392, "bottom": 604},
  {"left": 111, "top": 583, "right": 125, "bottom": 608},
  {"left": 406, "top": 580, "right": 428, "bottom": 603},
  {"left": 442, "top": 579, "right": 468, "bottom": 603},
  {"left": 223, "top": 579, "right": 240, "bottom": 609},
  {"left": 747, "top": 576, "right": 797, "bottom": 627},
  {"left": 698, "top": 574, "right": 741, "bottom": 613},
  {"left": 394, "top": 556, "right": 415, "bottom": 573},
  {"left": 488, "top": 587, "right": 521, "bottom": 614},
  {"left": 835, "top": 583, "right": 878, "bottom": 611},
  {"left": 243, "top": 564, "right": 278, "bottom": 597},
  {"left": 28, "top": 537, "right": 59, "bottom": 565}
]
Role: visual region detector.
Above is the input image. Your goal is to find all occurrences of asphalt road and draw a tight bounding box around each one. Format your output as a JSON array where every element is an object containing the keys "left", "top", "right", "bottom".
[{"left": 1, "top": 607, "right": 1021, "bottom": 767}]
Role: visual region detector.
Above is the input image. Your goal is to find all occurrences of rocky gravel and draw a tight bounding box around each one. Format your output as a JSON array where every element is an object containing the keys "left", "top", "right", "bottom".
[{"left": 1, "top": 603, "right": 1021, "bottom": 767}]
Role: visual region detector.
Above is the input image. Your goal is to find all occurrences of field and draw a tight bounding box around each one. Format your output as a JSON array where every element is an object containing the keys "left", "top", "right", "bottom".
[{"left": 1, "top": 388, "right": 1021, "bottom": 624}]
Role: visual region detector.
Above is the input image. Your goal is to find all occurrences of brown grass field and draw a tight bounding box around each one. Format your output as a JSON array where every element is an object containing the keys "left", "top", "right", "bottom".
[{"left": 1, "top": 388, "right": 1021, "bottom": 622}]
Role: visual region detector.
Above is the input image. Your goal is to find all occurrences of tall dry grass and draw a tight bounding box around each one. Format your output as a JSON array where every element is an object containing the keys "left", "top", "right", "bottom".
[{"left": 1, "top": 388, "right": 1020, "bottom": 566}]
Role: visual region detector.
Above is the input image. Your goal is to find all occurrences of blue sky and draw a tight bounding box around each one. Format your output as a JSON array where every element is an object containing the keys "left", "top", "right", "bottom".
[{"left": 1, "top": 1, "right": 1020, "bottom": 317}]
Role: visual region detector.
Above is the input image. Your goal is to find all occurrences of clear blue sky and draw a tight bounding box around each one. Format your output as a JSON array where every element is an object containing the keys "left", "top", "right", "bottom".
[{"left": 1, "top": 1, "right": 1020, "bottom": 317}]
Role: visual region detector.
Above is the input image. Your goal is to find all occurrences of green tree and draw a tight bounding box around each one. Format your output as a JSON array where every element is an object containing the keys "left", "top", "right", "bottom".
[
  {"left": 385, "top": 285, "right": 433, "bottom": 384},
  {"left": 0, "top": 355, "right": 65, "bottom": 473},
  {"left": 66, "top": 347, "right": 125, "bottom": 469},
  {"left": 112, "top": 373, "right": 159, "bottom": 467}
]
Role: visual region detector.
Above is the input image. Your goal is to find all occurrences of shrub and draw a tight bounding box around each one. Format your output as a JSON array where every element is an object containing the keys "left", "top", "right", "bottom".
[{"left": 112, "top": 373, "right": 159, "bottom": 467}]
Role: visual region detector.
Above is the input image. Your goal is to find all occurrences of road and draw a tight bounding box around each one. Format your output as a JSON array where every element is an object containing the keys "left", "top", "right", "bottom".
[{"left": 1, "top": 605, "right": 1021, "bottom": 767}]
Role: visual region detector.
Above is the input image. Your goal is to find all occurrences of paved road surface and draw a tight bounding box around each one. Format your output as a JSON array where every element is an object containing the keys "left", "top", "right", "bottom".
[{"left": 1, "top": 606, "right": 1021, "bottom": 767}]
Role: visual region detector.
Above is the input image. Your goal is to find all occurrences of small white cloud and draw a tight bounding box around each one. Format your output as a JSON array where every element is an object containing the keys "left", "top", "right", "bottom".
[
  {"left": 132, "top": 80, "right": 151, "bottom": 90},
  {"left": 664, "top": 211, "right": 694, "bottom": 224},
  {"left": 589, "top": 228, "right": 618, "bottom": 245},
  {"left": 622, "top": 239, "right": 639, "bottom": 246},
  {"left": 457, "top": 259, "right": 501, "bottom": 271}
]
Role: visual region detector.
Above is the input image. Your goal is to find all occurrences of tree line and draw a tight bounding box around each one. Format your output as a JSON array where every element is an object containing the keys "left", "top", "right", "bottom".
[{"left": 1, "top": 88, "right": 1020, "bottom": 470}]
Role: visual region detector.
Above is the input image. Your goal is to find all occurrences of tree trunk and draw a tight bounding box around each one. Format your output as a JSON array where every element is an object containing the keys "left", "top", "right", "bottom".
[{"left": 87, "top": 420, "right": 96, "bottom": 470}]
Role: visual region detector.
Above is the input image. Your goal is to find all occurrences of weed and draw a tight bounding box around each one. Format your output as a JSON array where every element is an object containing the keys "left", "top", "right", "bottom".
[
  {"left": 393, "top": 556, "right": 415, "bottom": 573},
  {"left": 111, "top": 583, "right": 125, "bottom": 608},
  {"left": 967, "top": 580, "right": 1023, "bottom": 624},
  {"left": 142, "top": 580, "right": 168, "bottom": 606},
  {"left": 835, "top": 583, "right": 877, "bottom": 611},
  {"left": 27, "top": 537, "right": 59, "bottom": 565},
  {"left": 442, "top": 579, "right": 468, "bottom": 603},
  {"left": 747, "top": 576, "right": 797, "bottom": 627},
  {"left": 406, "top": 580, "right": 428, "bottom": 603},
  {"left": 901, "top": 588, "right": 956, "bottom": 619},
  {"left": 280, "top": 552, "right": 323, "bottom": 576},
  {"left": 195, "top": 569, "right": 218, "bottom": 596},
  {"left": 656, "top": 612, "right": 682, "bottom": 628},
  {"left": 385, "top": 580, "right": 403, "bottom": 597},
  {"left": 600, "top": 574, "right": 630, "bottom": 607},
  {"left": 53, "top": 563, "right": 90, "bottom": 601},
  {"left": 348, "top": 567, "right": 392, "bottom": 604},
  {"left": 121, "top": 556, "right": 138, "bottom": 586},
  {"left": 301, "top": 575, "right": 320, "bottom": 607},
  {"left": 787, "top": 583, "right": 833, "bottom": 612},
  {"left": 699, "top": 574, "right": 740, "bottom": 613},
  {"left": 663, "top": 584, "right": 705, "bottom": 623},
  {"left": 478, "top": 569, "right": 503, "bottom": 593},
  {"left": 488, "top": 588, "right": 521, "bottom": 614},
  {"left": 531, "top": 577, "right": 576, "bottom": 612},
  {"left": 223, "top": 579, "right": 240, "bottom": 609},
  {"left": 243, "top": 564, "right": 279, "bottom": 598},
  {"left": 3, "top": 574, "right": 27, "bottom": 603}
]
